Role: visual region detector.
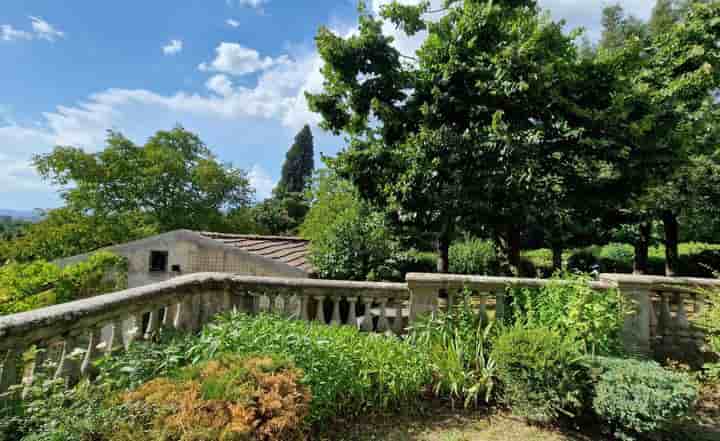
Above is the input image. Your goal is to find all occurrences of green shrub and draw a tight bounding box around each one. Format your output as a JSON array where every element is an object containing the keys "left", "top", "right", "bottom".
[
  {"left": 449, "top": 238, "right": 500, "bottom": 275},
  {"left": 308, "top": 208, "right": 397, "bottom": 281},
  {"left": 392, "top": 249, "right": 437, "bottom": 277},
  {"left": 0, "top": 251, "right": 127, "bottom": 316},
  {"left": 591, "top": 357, "right": 698, "bottom": 440},
  {"left": 189, "top": 313, "right": 431, "bottom": 422},
  {"left": 1, "top": 362, "right": 126, "bottom": 441},
  {"left": 566, "top": 248, "right": 600, "bottom": 273},
  {"left": 116, "top": 355, "right": 311, "bottom": 441},
  {"left": 408, "top": 292, "right": 497, "bottom": 408},
  {"left": 509, "top": 274, "right": 627, "bottom": 355},
  {"left": 491, "top": 326, "right": 589, "bottom": 423},
  {"left": 95, "top": 328, "right": 199, "bottom": 391}
]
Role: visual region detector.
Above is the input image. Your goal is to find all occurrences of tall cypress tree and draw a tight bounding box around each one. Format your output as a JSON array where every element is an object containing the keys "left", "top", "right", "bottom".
[{"left": 277, "top": 125, "right": 315, "bottom": 195}]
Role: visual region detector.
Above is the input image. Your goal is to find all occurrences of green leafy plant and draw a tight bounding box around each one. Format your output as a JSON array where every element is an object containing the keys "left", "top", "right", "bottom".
[
  {"left": 491, "top": 326, "right": 589, "bottom": 423},
  {"left": 509, "top": 274, "right": 627, "bottom": 355},
  {"left": 189, "top": 313, "right": 431, "bottom": 423},
  {"left": 0, "top": 251, "right": 127, "bottom": 316},
  {"left": 448, "top": 238, "right": 500, "bottom": 276},
  {"left": 408, "top": 291, "right": 497, "bottom": 408},
  {"left": 591, "top": 357, "right": 698, "bottom": 440}
]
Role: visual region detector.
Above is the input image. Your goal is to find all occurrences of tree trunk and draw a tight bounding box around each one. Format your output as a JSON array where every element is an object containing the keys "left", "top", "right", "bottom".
[
  {"left": 436, "top": 235, "right": 450, "bottom": 274},
  {"left": 436, "top": 221, "right": 452, "bottom": 274},
  {"left": 507, "top": 225, "right": 522, "bottom": 276},
  {"left": 634, "top": 222, "right": 651, "bottom": 275},
  {"left": 551, "top": 243, "right": 563, "bottom": 272},
  {"left": 663, "top": 211, "right": 679, "bottom": 277}
]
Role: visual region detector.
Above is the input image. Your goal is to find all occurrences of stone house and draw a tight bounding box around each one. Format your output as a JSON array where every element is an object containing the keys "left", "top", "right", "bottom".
[{"left": 55, "top": 229, "right": 314, "bottom": 288}]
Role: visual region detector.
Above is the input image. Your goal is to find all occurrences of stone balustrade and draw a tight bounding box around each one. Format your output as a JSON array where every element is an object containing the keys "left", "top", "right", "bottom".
[
  {"left": 1, "top": 271, "right": 719, "bottom": 400},
  {"left": 0, "top": 273, "right": 408, "bottom": 398},
  {"left": 598, "top": 274, "right": 720, "bottom": 360}
]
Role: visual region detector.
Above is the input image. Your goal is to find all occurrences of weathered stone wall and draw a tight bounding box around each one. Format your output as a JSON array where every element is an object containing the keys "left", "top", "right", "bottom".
[{"left": 54, "top": 230, "right": 309, "bottom": 288}]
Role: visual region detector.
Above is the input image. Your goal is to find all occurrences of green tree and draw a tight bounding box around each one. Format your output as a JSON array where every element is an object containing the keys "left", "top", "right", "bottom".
[
  {"left": 308, "top": 0, "right": 623, "bottom": 274},
  {"left": 599, "top": 3, "right": 649, "bottom": 51},
  {"left": 593, "top": 1, "right": 720, "bottom": 275},
  {"left": 34, "top": 127, "right": 254, "bottom": 233},
  {"left": 276, "top": 125, "right": 315, "bottom": 195},
  {"left": 0, "top": 207, "right": 157, "bottom": 262},
  {"left": 302, "top": 170, "right": 397, "bottom": 281},
  {"left": 649, "top": 0, "right": 680, "bottom": 35}
]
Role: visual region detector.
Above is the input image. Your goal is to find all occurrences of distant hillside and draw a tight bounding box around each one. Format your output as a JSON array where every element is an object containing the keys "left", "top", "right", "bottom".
[{"left": 0, "top": 209, "right": 42, "bottom": 221}]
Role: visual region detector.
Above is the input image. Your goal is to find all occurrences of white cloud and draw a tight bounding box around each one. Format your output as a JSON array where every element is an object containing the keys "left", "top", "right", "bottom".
[
  {"left": 206, "top": 74, "right": 234, "bottom": 96},
  {"left": 29, "top": 16, "right": 65, "bottom": 42},
  {"left": 0, "top": 24, "right": 32, "bottom": 41},
  {"left": 248, "top": 164, "right": 275, "bottom": 200},
  {"left": 237, "top": 0, "right": 268, "bottom": 9},
  {"left": 538, "top": 0, "right": 655, "bottom": 42},
  {"left": 199, "top": 42, "right": 287, "bottom": 76},
  {"left": 1, "top": 17, "right": 65, "bottom": 43},
  {"left": 226, "top": 19, "right": 240, "bottom": 28},
  {"left": 162, "top": 39, "right": 183, "bottom": 55}
]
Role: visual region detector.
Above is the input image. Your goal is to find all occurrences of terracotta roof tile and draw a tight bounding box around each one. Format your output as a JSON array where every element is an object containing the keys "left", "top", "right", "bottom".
[{"left": 198, "top": 232, "right": 314, "bottom": 274}]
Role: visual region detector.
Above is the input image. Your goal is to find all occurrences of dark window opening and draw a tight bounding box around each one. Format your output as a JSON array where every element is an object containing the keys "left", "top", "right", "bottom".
[
  {"left": 171, "top": 264, "right": 181, "bottom": 273},
  {"left": 149, "top": 251, "right": 169, "bottom": 272}
]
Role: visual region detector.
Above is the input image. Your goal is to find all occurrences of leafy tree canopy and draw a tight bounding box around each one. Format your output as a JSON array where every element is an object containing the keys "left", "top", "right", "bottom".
[{"left": 34, "top": 126, "right": 254, "bottom": 232}]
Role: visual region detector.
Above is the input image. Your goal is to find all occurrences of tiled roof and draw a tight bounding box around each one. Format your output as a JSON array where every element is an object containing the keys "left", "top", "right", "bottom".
[{"left": 198, "top": 232, "right": 314, "bottom": 274}]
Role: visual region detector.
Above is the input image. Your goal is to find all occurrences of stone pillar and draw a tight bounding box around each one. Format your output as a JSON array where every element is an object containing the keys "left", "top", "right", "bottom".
[
  {"left": 609, "top": 278, "right": 653, "bottom": 358},
  {"left": 407, "top": 280, "right": 441, "bottom": 324}
]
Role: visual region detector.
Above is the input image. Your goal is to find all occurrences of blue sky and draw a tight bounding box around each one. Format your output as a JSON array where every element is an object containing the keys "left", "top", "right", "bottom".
[{"left": 0, "top": 0, "right": 656, "bottom": 210}]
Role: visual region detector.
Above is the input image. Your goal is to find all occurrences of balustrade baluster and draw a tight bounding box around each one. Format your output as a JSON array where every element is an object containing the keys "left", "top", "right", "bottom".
[
  {"left": 144, "top": 309, "right": 160, "bottom": 339},
  {"left": 108, "top": 318, "right": 126, "bottom": 353},
  {"left": 658, "top": 292, "right": 672, "bottom": 348},
  {"left": 675, "top": 292, "right": 691, "bottom": 350},
  {"left": 176, "top": 296, "right": 194, "bottom": 331},
  {"left": 330, "top": 296, "right": 342, "bottom": 326},
  {"left": 80, "top": 327, "right": 102, "bottom": 377},
  {"left": 478, "top": 293, "right": 489, "bottom": 324},
  {"left": 648, "top": 296, "right": 658, "bottom": 340},
  {"left": 221, "top": 287, "right": 233, "bottom": 313},
  {"left": 360, "top": 297, "right": 374, "bottom": 332},
  {"left": 55, "top": 334, "right": 81, "bottom": 386},
  {"left": 22, "top": 344, "right": 46, "bottom": 399},
  {"left": 300, "top": 295, "right": 310, "bottom": 321},
  {"left": 376, "top": 298, "right": 390, "bottom": 332},
  {"left": 495, "top": 290, "right": 505, "bottom": 322},
  {"left": 164, "top": 304, "right": 179, "bottom": 328},
  {"left": 314, "top": 296, "right": 326, "bottom": 323},
  {"left": 693, "top": 293, "right": 706, "bottom": 347},
  {"left": 0, "top": 345, "right": 23, "bottom": 397},
  {"left": 393, "top": 299, "right": 405, "bottom": 335},
  {"left": 267, "top": 292, "right": 277, "bottom": 314},
  {"left": 347, "top": 297, "right": 358, "bottom": 328},
  {"left": 131, "top": 313, "right": 145, "bottom": 342}
]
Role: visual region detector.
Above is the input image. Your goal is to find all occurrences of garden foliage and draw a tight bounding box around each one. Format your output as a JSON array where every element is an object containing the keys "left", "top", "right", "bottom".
[
  {"left": 509, "top": 274, "right": 627, "bottom": 355},
  {"left": 408, "top": 292, "right": 497, "bottom": 408},
  {"left": 491, "top": 326, "right": 589, "bottom": 423},
  {"left": 119, "top": 355, "right": 310, "bottom": 441},
  {"left": 591, "top": 357, "right": 698, "bottom": 440},
  {"left": 0, "top": 251, "right": 127, "bottom": 316},
  {"left": 190, "top": 313, "right": 431, "bottom": 422}
]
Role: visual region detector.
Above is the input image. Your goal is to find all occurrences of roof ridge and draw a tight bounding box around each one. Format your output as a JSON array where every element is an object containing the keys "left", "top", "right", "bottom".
[{"left": 197, "top": 231, "right": 308, "bottom": 242}]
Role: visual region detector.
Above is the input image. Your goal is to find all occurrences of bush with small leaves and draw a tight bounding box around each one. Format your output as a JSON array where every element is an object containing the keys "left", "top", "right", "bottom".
[
  {"left": 491, "top": 326, "right": 590, "bottom": 423},
  {"left": 591, "top": 357, "right": 698, "bottom": 440}
]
